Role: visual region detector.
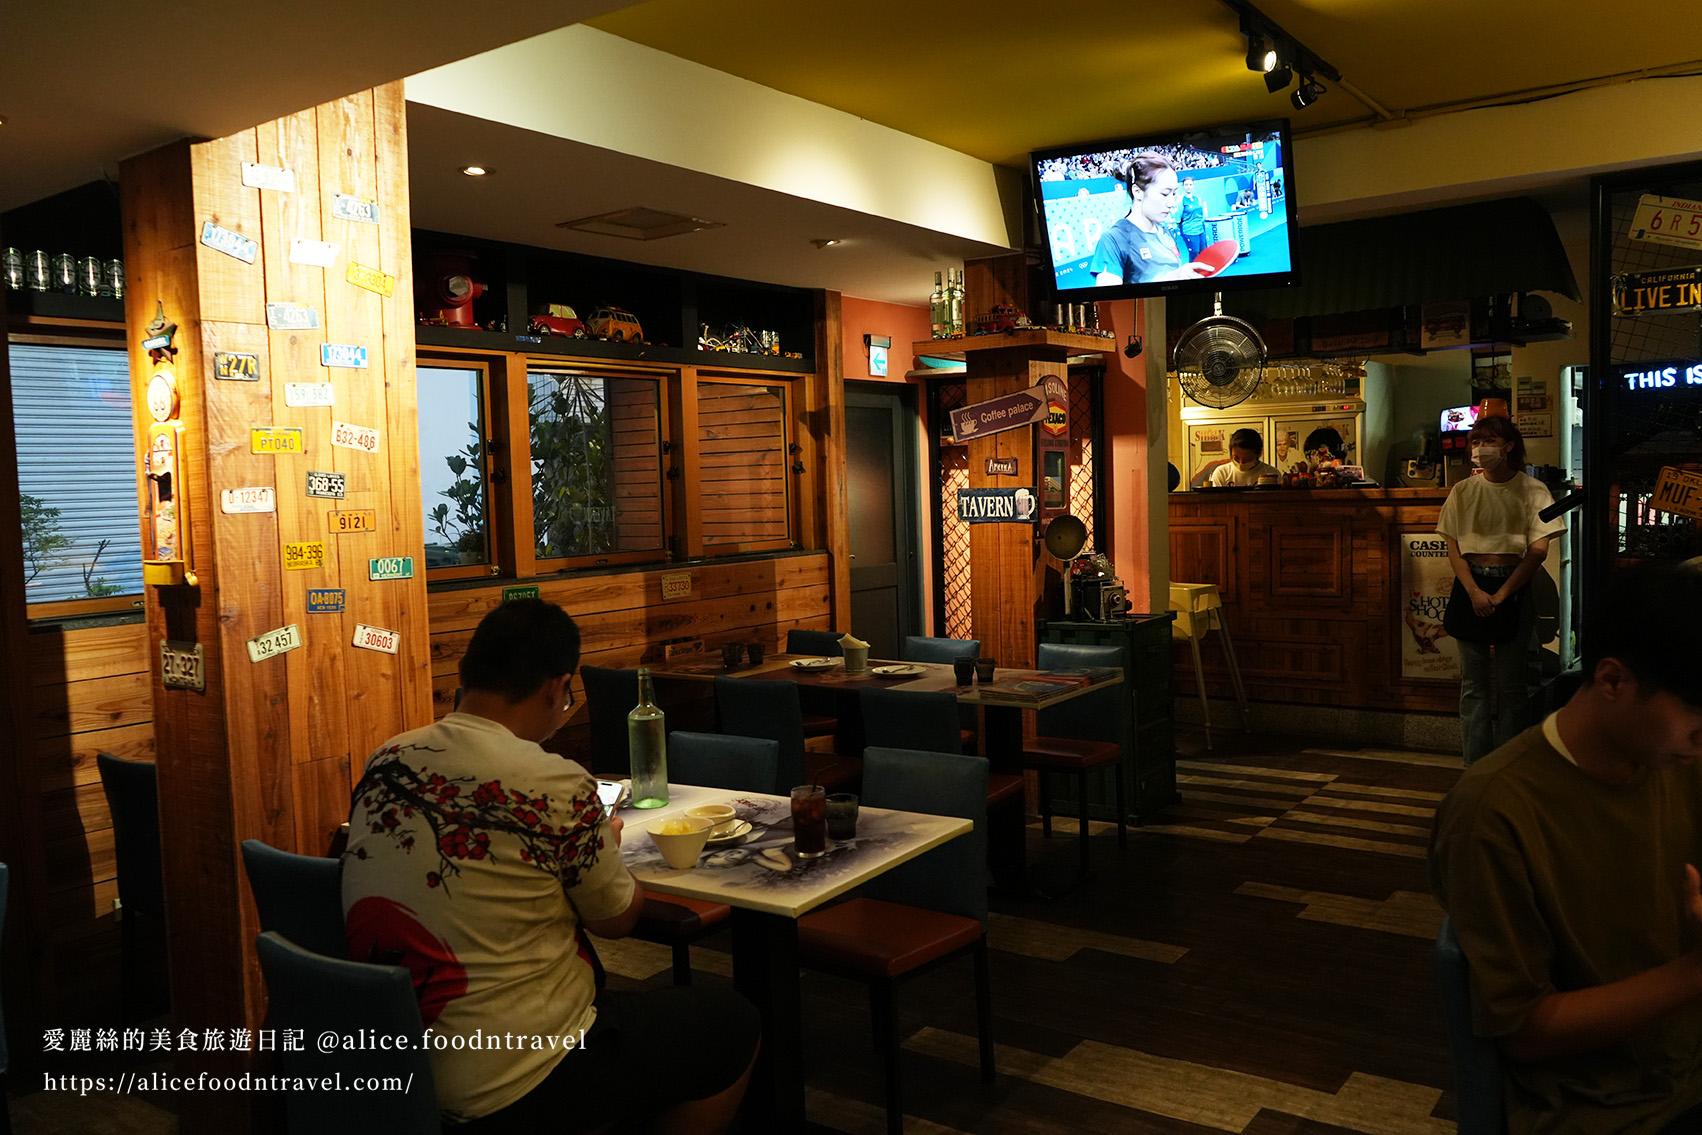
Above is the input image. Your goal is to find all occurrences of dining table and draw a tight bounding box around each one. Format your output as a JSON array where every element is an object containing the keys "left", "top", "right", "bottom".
[
  {"left": 652, "top": 653, "right": 1124, "bottom": 890},
  {"left": 617, "top": 782, "right": 971, "bottom": 1133}
]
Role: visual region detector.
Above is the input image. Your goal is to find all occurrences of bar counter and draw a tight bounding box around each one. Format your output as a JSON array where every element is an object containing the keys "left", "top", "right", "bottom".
[{"left": 1168, "top": 485, "right": 1456, "bottom": 714}]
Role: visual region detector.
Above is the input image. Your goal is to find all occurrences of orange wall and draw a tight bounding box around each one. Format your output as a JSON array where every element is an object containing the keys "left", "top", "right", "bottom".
[{"left": 839, "top": 296, "right": 937, "bottom": 631}]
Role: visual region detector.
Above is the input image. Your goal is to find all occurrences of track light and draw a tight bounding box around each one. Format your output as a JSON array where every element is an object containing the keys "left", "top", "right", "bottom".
[
  {"left": 1291, "top": 76, "right": 1325, "bottom": 109},
  {"left": 1245, "top": 35, "right": 1277, "bottom": 73},
  {"left": 1264, "top": 65, "right": 1292, "bottom": 93}
]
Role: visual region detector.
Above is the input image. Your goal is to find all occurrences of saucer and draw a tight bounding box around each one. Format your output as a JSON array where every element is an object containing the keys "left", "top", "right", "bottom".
[
  {"left": 870, "top": 664, "right": 923, "bottom": 677},
  {"left": 705, "top": 819, "right": 754, "bottom": 845},
  {"left": 788, "top": 657, "right": 838, "bottom": 670}
]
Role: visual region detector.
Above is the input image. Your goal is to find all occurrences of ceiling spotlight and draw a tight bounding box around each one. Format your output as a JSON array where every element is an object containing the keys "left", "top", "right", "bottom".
[
  {"left": 459, "top": 165, "right": 491, "bottom": 177},
  {"left": 1245, "top": 36, "right": 1277, "bottom": 73},
  {"left": 1264, "top": 65, "right": 1292, "bottom": 94},
  {"left": 811, "top": 238, "right": 842, "bottom": 249},
  {"left": 1290, "top": 76, "right": 1325, "bottom": 109}
]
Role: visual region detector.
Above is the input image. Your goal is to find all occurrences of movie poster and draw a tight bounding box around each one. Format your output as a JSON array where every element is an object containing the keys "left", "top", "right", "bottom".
[{"left": 1400, "top": 533, "right": 1461, "bottom": 680}]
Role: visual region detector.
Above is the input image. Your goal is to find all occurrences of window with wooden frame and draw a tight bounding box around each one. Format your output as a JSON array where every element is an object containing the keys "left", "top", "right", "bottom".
[
  {"left": 10, "top": 336, "right": 146, "bottom": 618},
  {"left": 417, "top": 360, "right": 498, "bottom": 579},
  {"left": 528, "top": 366, "right": 668, "bottom": 570},
  {"left": 683, "top": 374, "right": 797, "bottom": 556}
]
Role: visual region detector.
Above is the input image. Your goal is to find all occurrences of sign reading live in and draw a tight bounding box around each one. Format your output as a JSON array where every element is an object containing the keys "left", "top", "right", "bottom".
[
  {"left": 1399, "top": 534, "right": 1460, "bottom": 680},
  {"left": 1612, "top": 266, "right": 1702, "bottom": 316},
  {"left": 957, "top": 487, "right": 1039, "bottom": 524}
]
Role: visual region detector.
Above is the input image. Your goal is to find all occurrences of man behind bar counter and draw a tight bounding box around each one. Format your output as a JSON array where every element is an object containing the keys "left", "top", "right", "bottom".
[{"left": 1431, "top": 564, "right": 1702, "bottom": 1134}]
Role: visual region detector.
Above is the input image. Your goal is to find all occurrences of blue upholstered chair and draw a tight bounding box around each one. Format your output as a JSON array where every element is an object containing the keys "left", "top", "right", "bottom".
[
  {"left": 1023, "top": 643, "right": 1130, "bottom": 881},
  {"left": 628, "top": 731, "right": 780, "bottom": 985},
  {"left": 797, "top": 747, "right": 994, "bottom": 1135},
  {"left": 241, "top": 840, "right": 348, "bottom": 960},
  {"left": 713, "top": 677, "right": 858, "bottom": 793},
  {"left": 899, "top": 635, "right": 980, "bottom": 664},
  {"left": 97, "top": 753, "right": 168, "bottom": 1020},
  {"left": 1, "top": 861, "right": 10, "bottom": 1135},
  {"left": 580, "top": 665, "right": 641, "bottom": 776},
  {"left": 786, "top": 629, "right": 844, "bottom": 657},
  {"left": 255, "top": 931, "right": 442, "bottom": 1134},
  {"left": 859, "top": 687, "right": 966, "bottom": 754},
  {"left": 667, "top": 731, "right": 779, "bottom": 793},
  {"left": 1434, "top": 917, "right": 1507, "bottom": 1135}
]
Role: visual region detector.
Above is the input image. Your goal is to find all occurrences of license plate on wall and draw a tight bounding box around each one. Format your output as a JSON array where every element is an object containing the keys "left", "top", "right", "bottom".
[
  {"left": 246, "top": 623, "right": 302, "bottom": 663},
  {"left": 332, "top": 420, "right": 381, "bottom": 453},
  {"left": 369, "top": 556, "right": 414, "bottom": 580},
  {"left": 284, "top": 542, "right": 326, "bottom": 570},
  {"left": 305, "top": 470, "right": 346, "bottom": 499},
  {"left": 160, "top": 640, "right": 205, "bottom": 692},
  {"left": 352, "top": 623, "right": 400, "bottom": 654},
  {"left": 328, "top": 509, "right": 376, "bottom": 533}
]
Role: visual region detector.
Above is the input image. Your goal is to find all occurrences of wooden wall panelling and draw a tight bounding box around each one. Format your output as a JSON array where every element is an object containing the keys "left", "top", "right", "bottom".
[
  {"left": 1168, "top": 518, "right": 1236, "bottom": 594},
  {"left": 495, "top": 352, "right": 537, "bottom": 575},
  {"left": 124, "top": 138, "right": 251, "bottom": 1125},
  {"left": 35, "top": 720, "right": 157, "bottom": 792},
  {"left": 697, "top": 379, "right": 788, "bottom": 548},
  {"left": 257, "top": 107, "right": 345, "bottom": 806},
  {"left": 373, "top": 79, "right": 432, "bottom": 734},
  {"left": 671, "top": 367, "right": 703, "bottom": 557},
  {"left": 813, "top": 290, "right": 849, "bottom": 627},
  {"left": 26, "top": 620, "right": 150, "bottom": 685},
  {"left": 609, "top": 376, "right": 666, "bottom": 551}
]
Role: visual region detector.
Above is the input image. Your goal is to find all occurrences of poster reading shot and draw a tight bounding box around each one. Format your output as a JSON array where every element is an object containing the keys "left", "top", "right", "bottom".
[{"left": 1400, "top": 534, "right": 1460, "bottom": 680}]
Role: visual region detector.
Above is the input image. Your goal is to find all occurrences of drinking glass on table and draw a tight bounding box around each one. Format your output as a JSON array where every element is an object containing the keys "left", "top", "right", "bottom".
[{"left": 791, "top": 785, "right": 827, "bottom": 858}]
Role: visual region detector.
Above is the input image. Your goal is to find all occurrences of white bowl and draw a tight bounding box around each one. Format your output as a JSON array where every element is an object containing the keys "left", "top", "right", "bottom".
[
  {"left": 646, "top": 816, "right": 714, "bottom": 869},
  {"left": 685, "top": 803, "right": 738, "bottom": 835}
]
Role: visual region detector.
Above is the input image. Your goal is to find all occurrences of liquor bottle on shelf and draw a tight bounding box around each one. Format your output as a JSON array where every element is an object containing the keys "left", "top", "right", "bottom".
[
  {"left": 930, "top": 272, "right": 946, "bottom": 338},
  {"left": 628, "top": 667, "right": 668, "bottom": 808},
  {"left": 2, "top": 248, "right": 21, "bottom": 291},
  {"left": 947, "top": 268, "right": 964, "bottom": 337}
]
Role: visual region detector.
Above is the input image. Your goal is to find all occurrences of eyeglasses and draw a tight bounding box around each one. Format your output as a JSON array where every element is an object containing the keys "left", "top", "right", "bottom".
[{"left": 562, "top": 684, "right": 576, "bottom": 711}]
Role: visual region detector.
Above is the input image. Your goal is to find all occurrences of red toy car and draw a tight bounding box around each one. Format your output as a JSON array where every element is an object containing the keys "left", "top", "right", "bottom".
[{"left": 529, "top": 303, "right": 588, "bottom": 338}]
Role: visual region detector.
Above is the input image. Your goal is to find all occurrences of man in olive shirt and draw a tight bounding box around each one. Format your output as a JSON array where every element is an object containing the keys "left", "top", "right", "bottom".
[{"left": 1431, "top": 564, "right": 1702, "bottom": 1135}]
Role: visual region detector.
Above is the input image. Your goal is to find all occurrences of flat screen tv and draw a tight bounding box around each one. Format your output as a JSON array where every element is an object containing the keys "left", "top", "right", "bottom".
[{"left": 1030, "top": 118, "right": 1299, "bottom": 302}]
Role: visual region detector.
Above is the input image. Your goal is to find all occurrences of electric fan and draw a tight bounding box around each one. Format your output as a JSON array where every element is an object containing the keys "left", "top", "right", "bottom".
[{"left": 1173, "top": 299, "right": 1267, "bottom": 410}]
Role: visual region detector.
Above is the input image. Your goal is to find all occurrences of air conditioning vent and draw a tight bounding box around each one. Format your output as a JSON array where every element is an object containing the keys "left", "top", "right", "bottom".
[{"left": 556, "top": 207, "right": 724, "bottom": 241}]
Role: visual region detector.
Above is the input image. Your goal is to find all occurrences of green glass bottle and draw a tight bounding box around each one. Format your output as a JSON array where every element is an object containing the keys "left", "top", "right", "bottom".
[{"left": 628, "top": 667, "right": 668, "bottom": 808}]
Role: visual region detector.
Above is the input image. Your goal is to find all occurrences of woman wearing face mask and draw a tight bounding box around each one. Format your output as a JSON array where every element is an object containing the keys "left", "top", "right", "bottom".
[
  {"left": 1089, "top": 154, "right": 1214, "bottom": 287},
  {"left": 1435, "top": 415, "right": 1565, "bottom": 764},
  {"left": 1207, "top": 428, "right": 1279, "bottom": 486}
]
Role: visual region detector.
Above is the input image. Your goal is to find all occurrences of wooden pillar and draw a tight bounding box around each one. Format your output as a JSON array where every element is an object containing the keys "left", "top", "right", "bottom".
[
  {"left": 810, "top": 289, "right": 850, "bottom": 629},
  {"left": 119, "top": 82, "right": 428, "bottom": 1133}
]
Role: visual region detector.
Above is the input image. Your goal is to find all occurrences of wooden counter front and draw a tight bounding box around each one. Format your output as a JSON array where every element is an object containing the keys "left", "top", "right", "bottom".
[{"left": 1168, "top": 487, "right": 1455, "bottom": 714}]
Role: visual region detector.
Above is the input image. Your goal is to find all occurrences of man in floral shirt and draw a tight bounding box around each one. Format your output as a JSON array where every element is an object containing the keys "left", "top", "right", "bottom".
[{"left": 343, "top": 599, "right": 758, "bottom": 1131}]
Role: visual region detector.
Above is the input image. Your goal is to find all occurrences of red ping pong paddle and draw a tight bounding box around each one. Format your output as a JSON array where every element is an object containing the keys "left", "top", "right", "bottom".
[{"left": 1190, "top": 239, "right": 1240, "bottom": 276}]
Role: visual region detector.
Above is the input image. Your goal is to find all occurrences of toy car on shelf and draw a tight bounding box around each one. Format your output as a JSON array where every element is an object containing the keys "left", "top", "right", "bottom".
[
  {"left": 529, "top": 303, "right": 587, "bottom": 338},
  {"left": 971, "top": 304, "right": 1031, "bottom": 335},
  {"left": 588, "top": 306, "right": 644, "bottom": 343}
]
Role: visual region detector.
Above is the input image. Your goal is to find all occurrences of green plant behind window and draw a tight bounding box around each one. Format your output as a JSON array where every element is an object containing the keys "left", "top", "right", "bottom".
[
  {"left": 429, "top": 431, "right": 487, "bottom": 567},
  {"left": 531, "top": 374, "right": 617, "bottom": 558}
]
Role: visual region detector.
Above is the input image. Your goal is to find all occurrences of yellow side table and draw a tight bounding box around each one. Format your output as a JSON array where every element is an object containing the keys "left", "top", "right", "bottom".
[{"left": 1169, "top": 582, "right": 1251, "bottom": 749}]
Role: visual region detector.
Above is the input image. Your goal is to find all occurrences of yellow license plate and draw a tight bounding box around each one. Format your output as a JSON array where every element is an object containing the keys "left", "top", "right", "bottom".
[
  {"left": 328, "top": 509, "right": 376, "bottom": 533},
  {"left": 1651, "top": 466, "right": 1702, "bottom": 520},
  {"left": 283, "top": 541, "right": 325, "bottom": 570},
  {"left": 252, "top": 427, "right": 305, "bottom": 454},
  {"left": 345, "top": 261, "right": 397, "bottom": 297}
]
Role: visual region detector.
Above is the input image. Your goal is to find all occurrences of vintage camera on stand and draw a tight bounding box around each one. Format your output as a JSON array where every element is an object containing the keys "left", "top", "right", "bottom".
[{"left": 1070, "top": 554, "right": 1129, "bottom": 621}]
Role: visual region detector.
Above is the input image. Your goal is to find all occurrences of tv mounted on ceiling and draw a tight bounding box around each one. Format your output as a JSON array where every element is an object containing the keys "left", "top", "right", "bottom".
[{"left": 1030, "top": 118, "right": 1300, "bottom": 303}]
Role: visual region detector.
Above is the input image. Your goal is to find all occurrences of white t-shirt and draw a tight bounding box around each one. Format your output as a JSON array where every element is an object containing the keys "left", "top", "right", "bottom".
[
  {"left": 342, "top": 713, "right": 635, "bottom": 1120},
  {"left": 1435, "top": 471, "right": 1565, "bottom": 555},
  {"left": 1209, "top": 459, "right": 1279, "bottom": 487}
]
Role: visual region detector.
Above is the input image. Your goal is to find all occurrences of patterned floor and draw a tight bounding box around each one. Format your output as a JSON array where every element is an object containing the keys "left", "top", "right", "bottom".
[{"left": 6, "top": 729, "right": 1467, "bottom": 1135}]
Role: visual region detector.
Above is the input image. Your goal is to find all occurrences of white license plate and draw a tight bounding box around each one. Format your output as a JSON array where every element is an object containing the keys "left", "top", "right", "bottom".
[
  {"left": 332, "top": 193, "right": 381, "bottom": 224},
  {"left": 160, "top": 640, "right": 205, "bottom": 691},
  {"left": 220, "top": 486, "right": 276, "bottom": 514},
  {"left": 331, "top": 420, "right": 381, "bottom": 453},
  {"left": 1629, "top": 194, "right": 1702, "bottom": 251},
  {"left": 246, "top": 623, "right": 302, "bottom": 663},
  {"left": 285, "top": 382, "right": 334, "bottom": 407},
  {"left": 352, "top": 623, "right": 400, "bottom": 654}
]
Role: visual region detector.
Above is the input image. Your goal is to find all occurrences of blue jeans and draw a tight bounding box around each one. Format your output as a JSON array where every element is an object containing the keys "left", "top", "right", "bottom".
[
  {"left": 1457, "top": 566, "right": 1537, "bottom": 765},
  {"left": 1182, "top": 229, "right": 1207, "bottom": 262}
]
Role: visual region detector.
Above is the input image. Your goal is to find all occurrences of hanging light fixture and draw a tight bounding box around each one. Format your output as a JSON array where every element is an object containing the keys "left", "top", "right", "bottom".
[
  {"left": 1264, "top": 65, "right": 1292, "bottom": 93},
  {"left": 1245, "top": 35, "right": 1277, "bottom": 73},
  {"left": 1291, "top": 76, "right": 1326, "bottom": 110}
]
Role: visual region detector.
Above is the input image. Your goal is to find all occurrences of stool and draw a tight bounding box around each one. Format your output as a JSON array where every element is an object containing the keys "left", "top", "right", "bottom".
[{"left": 1169, "top": 582, "right": 1250, "bottom": 750}]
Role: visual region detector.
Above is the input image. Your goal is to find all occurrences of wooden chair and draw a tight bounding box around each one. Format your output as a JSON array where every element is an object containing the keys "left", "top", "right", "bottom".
[
  {"left": 241, "top": 840, "right": 348, "bottom": 960},
  {"left": 713, "top": 677, "right": 859, "bottom": 793},
  {"left": 96, "top": 753, "right": 168, "bottom": 1021},
  {"left": 1021, "top": 643, "right": 1129, "bottom": 882},
  {"left": 628, "top": 732, "right": 778, "bottom": 985},
  {"left": 255, "top": 931, "right": 442, "bottom": 1134},
  {"left": 1434, "top": 917, "right": 1507, "bottom": 1135},
  {"left": 797, "top": 747, "right": 995, "bottom": 1135}
]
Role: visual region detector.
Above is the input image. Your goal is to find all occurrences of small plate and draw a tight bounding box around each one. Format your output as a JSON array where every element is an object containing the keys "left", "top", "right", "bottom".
[
  {"left": 706, "top": 819, "right": 754, "bottom": 845},
  {"left": 788, "top": 657, "right": 839, "bottom": 670},
  {"left": 870, "top": 664, "right": 923, "bottom": 677}
]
